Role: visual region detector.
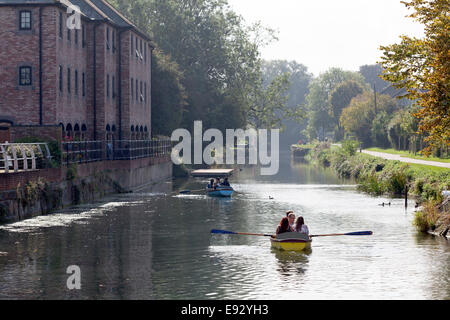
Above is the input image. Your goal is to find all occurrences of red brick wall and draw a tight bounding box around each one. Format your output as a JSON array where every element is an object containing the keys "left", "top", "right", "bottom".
[
  {"left": 0, "top": 168, "right": 62, "bottom": 192},
  {"left": 130, "top": 31, "right": 151, "bottom": 138},
  {"left": 0, "top": 4, "right": 152, "bottom": 142},
  {"left": 0, "top": 128, "right": 10, "bottom": 143},
  {"left": 10, "top": 125, "right": 62, "bottom": 142},
  {"left": 0, "top": 6, "right": 41, "bottom": 125},
  {"left": 55, "top": 7, "right": 89, "bottom": 136},
  {"left": 0, "top": 156, "right": 171, "bottom": 192}
]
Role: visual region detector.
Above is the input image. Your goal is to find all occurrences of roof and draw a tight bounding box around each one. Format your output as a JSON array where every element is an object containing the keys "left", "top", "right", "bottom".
[{"left": 0, "top": 0, "right": 151, "bottom": 40}]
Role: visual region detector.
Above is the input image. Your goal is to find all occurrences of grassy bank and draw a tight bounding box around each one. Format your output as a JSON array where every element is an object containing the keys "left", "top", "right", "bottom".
[{"left": 306, "top": 142, "right": 450, "bottom": 235}]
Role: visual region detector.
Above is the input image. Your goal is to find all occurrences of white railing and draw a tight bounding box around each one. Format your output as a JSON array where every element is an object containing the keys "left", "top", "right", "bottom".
[{"left": 0, "top": 142, "right": 52, "bottom": 173}]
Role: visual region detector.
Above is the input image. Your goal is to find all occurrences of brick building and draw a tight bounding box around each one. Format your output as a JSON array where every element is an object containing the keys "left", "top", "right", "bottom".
[{"left": 0, "top": 0, "right": 153, "bottom": 142}]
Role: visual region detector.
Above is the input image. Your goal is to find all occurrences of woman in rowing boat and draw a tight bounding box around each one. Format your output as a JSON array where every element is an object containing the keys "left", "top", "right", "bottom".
[
  {"left": 276, "top": 217, "right": 293, "bottom": 235},
  {"left": 286, "top": 211, "right": 295, "bottom": 229},
  {"left": 294, "top": 216, "right": 309, "bottom": 236}
]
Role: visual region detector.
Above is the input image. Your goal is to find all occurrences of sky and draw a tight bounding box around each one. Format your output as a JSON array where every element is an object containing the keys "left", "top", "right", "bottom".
[{"left": 227, "top": 0, "right": 424, "bottom": 77}]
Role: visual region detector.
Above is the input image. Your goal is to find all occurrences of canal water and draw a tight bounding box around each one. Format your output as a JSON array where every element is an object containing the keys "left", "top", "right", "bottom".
[{"left": 0, "top": 153, "right": 448, "bottom": 299}]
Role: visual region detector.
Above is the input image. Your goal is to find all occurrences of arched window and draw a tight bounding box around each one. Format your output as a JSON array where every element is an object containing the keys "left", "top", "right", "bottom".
[
  {"left": 81, "top": 124, "right": 87, "bottom": 141},
  {"left": 59, "top": 122, "right": 65, "bottom": 139},
  {"left": 74, "top": 123, "right": 80, "bottom": 140},
  {"left": 66, "top": 123, "right": 73, "bottom": 139}
]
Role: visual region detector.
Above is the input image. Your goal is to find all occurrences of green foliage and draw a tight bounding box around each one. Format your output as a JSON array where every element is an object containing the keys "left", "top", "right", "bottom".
[
  {"left": 370, "top": 111, "right": 391, "bottom": 148},
  {"left": 304, "top": 68, "right": 367, "bottom": 141},
  {"left": 9, "top": 137, "right": 61, "bottom": 168},
  {"left": 307, "top": 143, "right": 450, "bottom": 199},
  {"left": 413, "top": 200, "right": 441, "bottom": 232},
  {"left": 340, "top": 92, "right": 399, "bottom": 147},
  {"left": 248, "top": 73, "right": 304, "bottom": 129},
  {"left": 110, "top": 0, "right": 290, "bottom": 132},
  {"left": 262, "top": 60, "right": 313, "bottom": 147},
  {"left": 151, "top": 49, "right": 187, "bottom": 136},
  {"left": 341, "top": 139, "right": 359, "bottom": 157},
  {"left": 379, "top": 0, "right": 450, "bottom": 155},
  {"left": 66, "top": 164, "right": 77, "bottom": 181}
]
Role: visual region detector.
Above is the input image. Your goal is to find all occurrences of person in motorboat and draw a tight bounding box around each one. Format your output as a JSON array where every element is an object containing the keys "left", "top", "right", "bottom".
[
  {"left": 207, "top": 179, "right": 214, "bottom": 189},
  {"left": 213, "top": 178, "right": 222, "bottom": 190},
  {"left": 276, "top": 217, "right": 293, "bottom": 235},
  {"left": 221, "top": 177, "right": 231, "bottom": 187},
  {"left": 293, "top": 216, "right": 309, "bottom": 236}
]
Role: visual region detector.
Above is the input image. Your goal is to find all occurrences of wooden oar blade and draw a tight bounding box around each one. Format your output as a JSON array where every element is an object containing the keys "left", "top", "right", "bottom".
[{"left": 211, "top": 229, "right": 236, "bottom": 235}]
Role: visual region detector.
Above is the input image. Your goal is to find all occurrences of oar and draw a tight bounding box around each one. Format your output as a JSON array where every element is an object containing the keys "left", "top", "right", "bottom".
[
  {"left": 309, "top": 231, "right": 373, "bottom": 238},
  {"left": 211, "top": 229, "right": 274, "bottom": 237},
  {"left": 179, "top": 189, "right": 205, "bottom": 194}
]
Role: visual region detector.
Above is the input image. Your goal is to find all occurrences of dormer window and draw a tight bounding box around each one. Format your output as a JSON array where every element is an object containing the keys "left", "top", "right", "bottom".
[{"left": 19, "top": 11, "right": 32, "bottom": 30}]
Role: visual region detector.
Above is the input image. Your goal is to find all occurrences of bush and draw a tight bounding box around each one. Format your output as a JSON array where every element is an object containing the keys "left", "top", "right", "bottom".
[
  {"left": 342, "top": 139, "right": 359, "bottom": 156},
  {"left": 413, "top": 200, "right": 440, "bottom": 232}
]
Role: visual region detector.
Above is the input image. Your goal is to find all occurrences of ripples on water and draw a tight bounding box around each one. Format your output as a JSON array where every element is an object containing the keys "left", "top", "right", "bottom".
[{"left": 0, "top": 156, "right": 448, "bottom": 300}]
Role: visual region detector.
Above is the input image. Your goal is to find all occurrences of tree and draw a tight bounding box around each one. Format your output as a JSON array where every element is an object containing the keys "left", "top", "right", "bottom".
[
  {"left": 379, "top": 0, "right": 450, "bottom": 155},
  {"left": 329, "top": 80, "right": 364, "bottom": 140},
  {"left": 151, "top": 49, "right": 187, "bottom": 136},
  {"left": 247, "top": 73, "right": 303, "bottom": 129},
  {"left": 304, "top": 68, "right": 367, "bottom": 141},
  {"left": 371, "top": 111, "right": 391, "bottom": 148},
  {"left": 359, "top": 64, "right": 390, "bottom": 92},
  {"left": 110, "top": 0, "right": 284, "bottom": 132},
  {"left": 261, "top": 60, "right": 312, "bottom": 147},
  {"left": 340, "top": 92, "right": 399, "bottom": 146}
]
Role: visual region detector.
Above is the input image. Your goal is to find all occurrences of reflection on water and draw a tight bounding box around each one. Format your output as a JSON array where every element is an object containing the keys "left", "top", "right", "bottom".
[{"left": 0, "top": 152, "right": 448, "bottom": 300}]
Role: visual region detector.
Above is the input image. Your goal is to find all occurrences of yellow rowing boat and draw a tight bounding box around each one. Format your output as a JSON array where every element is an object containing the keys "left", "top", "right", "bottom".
[{"left": 270, "top": 232, "right": 312, "bottom": 251}]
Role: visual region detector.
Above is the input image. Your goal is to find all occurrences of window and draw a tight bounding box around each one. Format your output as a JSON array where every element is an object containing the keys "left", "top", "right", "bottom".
[
  {"left": 75, "top": 29, "right": 78, "bottom": 45},
  {"left": 136, "top": 37, "right": 138, "bottom": 59},
  {"left": 82, "top": 72, "right": 85, "bottom": 97},
  {"left": 59, "top": 66, "right": 63, "bottom": 92},
  {"left": 106, "top": 74, "right": 110, "bottom": 97},
  {"left": 140, "top": 39, "right": 143, "bottom": 59},
  {"left": 144, "top": 44, "right": 147, "bottom": 63},
  {"left": 82, "top": 25, "right": 86, "bottom": 48},
  {"left": 140, "top": 81, "right": 143, "bottom": 102},
  {"left": 19, "top": 66, "right": 32, "bottom": 86},
  {"left": 112, "top": 75, "right": 115, "bottom": 98},
  {"left": 112, "top": 30, "right": 115, "bottom": 52},
  {"left": 131, "top": 78, "right": 134, "bottom": 101},
  {"left": 131, "top": 35, "right": 133, "bottom": 55},
  {"left": 136, "top": 79, "right": 138, "bottom": 100},
  {"left": 19, "top": 11, "right": 32, "bottom": 30},
  {"left": 75, "top": 70, "right": 78, "bottom": 95},
  {"left": 144, "top": 82, "right": 147, "bottom": 103},
  {"left": 67, "top": 68, "right": 71, "bottom": 93},
  {"left": 106, "top": 28, "right": 110, "bottom": 50},
  {"left": 67, "top": 27, "right": 71, "bottom": 42},
  {"left": 59, "top": 12, "right": 63, "bottom": 38}
]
